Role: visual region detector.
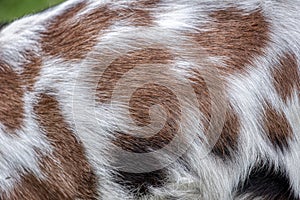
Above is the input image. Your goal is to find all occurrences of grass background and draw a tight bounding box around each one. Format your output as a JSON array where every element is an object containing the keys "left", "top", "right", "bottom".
[{"left": 0, "top": 0, "right": 65, "bottom": 23}]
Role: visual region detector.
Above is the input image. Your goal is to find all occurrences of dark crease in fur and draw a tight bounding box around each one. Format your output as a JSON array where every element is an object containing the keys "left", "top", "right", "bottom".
[{"left": 236, "top": 162, "right": 298, "bottom": 200}]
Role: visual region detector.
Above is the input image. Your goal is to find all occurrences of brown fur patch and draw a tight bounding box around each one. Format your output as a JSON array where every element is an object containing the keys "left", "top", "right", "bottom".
[
  {"left": 41, "top": 1, "right": 109, "bottom": 60},
  {"left": 211, "top": 107, "right": 240, "bottom": 159},
  {"left": 0, "top": 51, "right": 41, "bottom": 133},
  {"left": 96, "top": 48, "right": 172, "bottom": 103},
  {"left": 192, "top": 8, "right": 269, "bottom": 73},
  {"left": 4, "top": 173, "right": 78, "bottom": 200},
  {"left": 0, "top": 61, "right": 24, "bottom": 132},
  {"left": 272, "top": 52, "right": 300, "bottom": 103},
  {"left": 189, "top": 70, "right": 237, "bottom": 159},
  {"left": 21, "top": 51, "right": 42, "bottom": 91},
  {"left": 41, "top": 1, "right": 159, "bottom": 60},
  {"left": 5, "top": 94, "right": 99, "bottom": 199},
  {"left": 113, "top": 83, "right": 181, "bottom": 153},
  {"left": 263, "top": 103, "right": 292, "bottom": 151},
  {"left": 189, "top": 70, "right": 212, "bottom": 130}
]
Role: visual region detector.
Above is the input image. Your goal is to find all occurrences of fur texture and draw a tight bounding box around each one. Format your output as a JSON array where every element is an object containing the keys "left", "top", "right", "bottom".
[{"left": 0, "top": 0, "right": 300, "bottom": 199}]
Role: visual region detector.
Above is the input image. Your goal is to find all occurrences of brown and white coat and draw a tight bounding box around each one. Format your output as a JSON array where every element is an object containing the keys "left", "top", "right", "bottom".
[{"left": 0, "top": 0, "right": 300, "bottom": 199}]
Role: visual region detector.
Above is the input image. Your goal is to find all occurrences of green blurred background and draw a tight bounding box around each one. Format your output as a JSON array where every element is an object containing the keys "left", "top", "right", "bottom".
[{"left": 0, "top": 0, "right": 65, "bottom": 23}]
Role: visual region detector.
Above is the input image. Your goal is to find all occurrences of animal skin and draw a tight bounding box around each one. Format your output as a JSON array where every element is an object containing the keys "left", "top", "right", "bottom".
[{"left": 0, "top": 0, "right": 300, "bottom": 199}]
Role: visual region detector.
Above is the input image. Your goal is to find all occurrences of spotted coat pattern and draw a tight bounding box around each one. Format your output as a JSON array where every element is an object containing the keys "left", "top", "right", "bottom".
[{"left": 0, "top": 0, "right": 300, "bottom": 199}]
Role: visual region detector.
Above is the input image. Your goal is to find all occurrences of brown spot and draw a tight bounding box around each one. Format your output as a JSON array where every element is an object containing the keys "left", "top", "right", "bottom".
[
  {"left": 6, "top": 94, "right": 98, "bottom": 199},
  {"left": 210, "top": 108, "right": 240, "bottom": 159},
  {"left": 189, "top": 70, "right": 212, "bottom": 130},
  {"left": 0, "top": 51, "right": 40, "bottom": 133},
  {"left": 96, "top": 48, "right": 172, "bottom": 103},
  {"left": 189, "top": 69, "right": 236, "bottom": 159},
  {"left": 192, "top": 8, "right": 269, "bottom": 73},
  {"left": 272, "top": 52, "right": 300, "bottom": 103},
  {"left": 0, "top": 61, "right": 24, "bottom": 132},
  {"left": 4, "top": 173, "right": 79, "bottom": 200},
  {"left": 41, "top": 1, "right": 160, "bottom": 60},
  {"left": 113, "top": 83, "right": 181, "bottom": 153},
  {"left": 263, "top": 103, "right": 292, "bottom": 151},
  {"left": 41, "top": 1, "right": 113, "bottom": 60},
  {"left": 21, "top": 51, "right": 42, "bottom": 91}
]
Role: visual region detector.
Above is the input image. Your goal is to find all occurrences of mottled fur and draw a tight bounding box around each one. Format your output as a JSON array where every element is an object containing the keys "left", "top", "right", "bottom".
[{"left": 0, "top": 0, "right": 300, "bottom": 199}]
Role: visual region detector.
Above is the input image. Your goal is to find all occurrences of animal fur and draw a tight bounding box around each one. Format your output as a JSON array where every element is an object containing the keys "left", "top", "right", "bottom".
[{"left": 0, "top": 0, "right": 300, "bottom": 199}]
